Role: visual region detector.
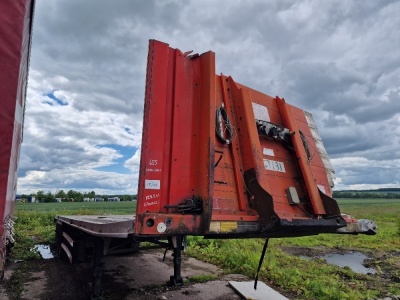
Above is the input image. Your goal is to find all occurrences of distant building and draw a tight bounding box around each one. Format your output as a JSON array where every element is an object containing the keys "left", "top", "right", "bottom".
[
  {"left": 56, "top": 198, "right": 62, "bottom": 203},
  {"left": 84, "top": 197, "right": 104, "bottom": 202},
  {"left": 15, "top": 195, "right": 36, "bottom": 203},
  {"left": 107, "top": 197, "right": 120, "bottom": 202}
]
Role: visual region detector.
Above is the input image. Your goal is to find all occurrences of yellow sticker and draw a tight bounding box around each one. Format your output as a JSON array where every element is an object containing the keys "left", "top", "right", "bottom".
[{"left": 220, "top": 221, "right": 237, "bottom": 232}]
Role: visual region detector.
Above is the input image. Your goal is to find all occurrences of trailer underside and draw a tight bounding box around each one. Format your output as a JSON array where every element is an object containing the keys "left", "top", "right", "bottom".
[
  {"left": 56, "top": 215, "right": 185, "bottom": 298},
  {"left": 55, "top": 213, "right": 376, "bottom": 298}
]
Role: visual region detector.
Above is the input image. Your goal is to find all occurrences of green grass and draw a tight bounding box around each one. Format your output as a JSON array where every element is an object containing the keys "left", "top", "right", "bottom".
[
  {"left": 186, "top": 199, "right": 400, "bottom": 299},
  {"left": 16, "top": 201, "right": 136, "bottom": 214},
  {"left": 187, "top": 274, "right": 218, "bottom": 283},
  {"left": 186, "top": 238, "right": 381, "bottom": 299}
]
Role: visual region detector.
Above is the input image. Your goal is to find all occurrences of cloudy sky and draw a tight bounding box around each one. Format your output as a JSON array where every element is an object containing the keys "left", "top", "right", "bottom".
[{"left": 18, "top": 0, "right": 400, "bottom": 195}]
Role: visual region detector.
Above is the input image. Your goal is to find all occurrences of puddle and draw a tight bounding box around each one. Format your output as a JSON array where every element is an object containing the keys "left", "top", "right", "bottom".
[
  {"left": 33, "top": 244, "right": 54, "bottom": 259},
  {"left": 301, "top": 251, "right": 375, "bottom": 274},
  {"left": 322, "top": 252, "right": 375, "bottom": 274}
]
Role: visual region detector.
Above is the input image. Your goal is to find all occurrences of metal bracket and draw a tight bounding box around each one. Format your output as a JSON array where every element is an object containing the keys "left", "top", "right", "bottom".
[{"left": 164, "top": 197, "right": 203, "bottom": 214}]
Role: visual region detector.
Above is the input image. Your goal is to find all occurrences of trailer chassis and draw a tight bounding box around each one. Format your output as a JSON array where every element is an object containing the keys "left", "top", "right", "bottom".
[{"left": 55, "top": 216, "right": 186, "bottom": 299}]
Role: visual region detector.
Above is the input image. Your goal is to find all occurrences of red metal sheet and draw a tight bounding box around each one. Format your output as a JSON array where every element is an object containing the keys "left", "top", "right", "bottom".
[
  {"left": 0, "top": 0, "right": 35, "bottom": 260},
  {"left": 135, "top": 40, "right": 345, "bottom": 237}
]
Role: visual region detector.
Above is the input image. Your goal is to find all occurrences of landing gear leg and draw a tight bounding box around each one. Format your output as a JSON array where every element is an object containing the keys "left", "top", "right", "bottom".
[
  {"left": 254, "top": 238, "right": 269, "bottom": 290},
  {"left": 169, "top": 235, "right": 184, "bottom": 286},
  {"left": 91, "top": 237, "right": 104, "bottom": 299}
]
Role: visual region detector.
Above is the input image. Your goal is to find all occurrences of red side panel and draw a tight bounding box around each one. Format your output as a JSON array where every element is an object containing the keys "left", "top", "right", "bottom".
[
  {"left": 0, "top": 0, "right": 35, "bottom": 254},
  {"left": 136, "top": 41, "right": 215, "bottom": 235},
  {"left": 136, "top": 40, "right": 345, "bottom": 237}
]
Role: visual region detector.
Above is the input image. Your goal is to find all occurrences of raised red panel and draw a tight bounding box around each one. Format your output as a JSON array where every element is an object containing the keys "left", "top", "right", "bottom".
[
  {"left": 136, "top": 40, "right": 345, "bottom": 237},
  {"left": 135, "top": 41, "right": 215, "bottom": 235}
]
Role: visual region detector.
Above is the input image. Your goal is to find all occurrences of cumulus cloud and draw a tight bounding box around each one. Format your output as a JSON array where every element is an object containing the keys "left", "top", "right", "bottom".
[
  {"left": 332, "top": 157, "right": 400, "bottom": 189},
  {"left": 18, "top": 0, "right": 400, "bottom": 194},
  {"left": 124, "top": 149, "right": 141, "bottom": 171}
]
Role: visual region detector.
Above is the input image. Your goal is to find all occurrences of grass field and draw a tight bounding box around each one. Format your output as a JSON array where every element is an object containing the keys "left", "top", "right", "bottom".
[
  {"left": 13, "top": 198, "right": 400, "bottom": 299},
  {"left": 187, "top": 199, "right": 400, "bottom": 299},
  {"left": 15, "top": 200, "right": 137, "bottom": 214}
]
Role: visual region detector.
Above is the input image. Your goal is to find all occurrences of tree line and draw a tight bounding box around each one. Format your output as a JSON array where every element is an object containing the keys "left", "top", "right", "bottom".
[
  {"left": 20, "top": 189, "right": 399, "bottom": 202},
  {"left": 19, "top": 190, "right": 137, "bottom": 203},
  {"left": 333, "top": 191, "right": 400, "bottom": 199}
]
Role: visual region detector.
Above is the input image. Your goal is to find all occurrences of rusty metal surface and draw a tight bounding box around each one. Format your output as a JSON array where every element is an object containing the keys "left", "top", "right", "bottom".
[{"left": 56, "top": 215, "right": 135, "bottom": 238}]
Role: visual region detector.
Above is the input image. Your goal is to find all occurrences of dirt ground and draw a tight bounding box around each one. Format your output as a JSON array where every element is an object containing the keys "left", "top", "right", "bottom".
[
  {"left": 1, "top": 246, "right": 399, "bottom": 300},
  {"left": 0, "top": 249, "right": 253, "bottom": 300}
]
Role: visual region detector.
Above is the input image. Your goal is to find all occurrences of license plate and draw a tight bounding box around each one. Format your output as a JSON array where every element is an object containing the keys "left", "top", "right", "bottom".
[{"left": 263, "top": 159, "right": 286, "bottom": 173}]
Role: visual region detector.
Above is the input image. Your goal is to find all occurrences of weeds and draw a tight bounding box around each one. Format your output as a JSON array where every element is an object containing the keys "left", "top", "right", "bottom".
[
  {"left": 187, "top": 274, "right": 218, "bottom": 283},
  {"left": 186, "top": 198, "right": 400, "bottom": 300},
  {"left": 187, "top": 237, "right": 380, "bottom": 299},
  {"left": 5, "top": 262, "right": 27, "bottom": 299},
  {"left": 397, "top": 218, "right": 400, "bottom": 236}
]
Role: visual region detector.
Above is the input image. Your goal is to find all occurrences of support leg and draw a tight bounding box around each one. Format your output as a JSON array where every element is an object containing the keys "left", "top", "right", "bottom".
[
  {"left": 92, "top": 237, "right": 104, "bottom": 299},
  {"left": 254, "top": 238, "right": 269, "bottom": 290},
  {"left": 169, "top": 235, "right": 184, "bottom": 286}
]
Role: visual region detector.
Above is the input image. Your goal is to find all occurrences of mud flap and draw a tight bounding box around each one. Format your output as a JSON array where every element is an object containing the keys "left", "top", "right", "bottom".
[
  {"left": 244, "top": 168, "right": 280, "bottom": 231},
  {"left": 319, "top": 190, "right": 342, "bottom": 217}
]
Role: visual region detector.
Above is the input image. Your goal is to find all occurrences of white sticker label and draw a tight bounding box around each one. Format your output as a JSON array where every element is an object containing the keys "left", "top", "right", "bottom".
[
  {"left": 263, "top": 148, "right": 275, "bottom": 157},
  {"left": 144, "top": 200, "right": 160, "bottom": 207},
  {"left": 145, "top": 193, "right": 160, "bottom": 200},
  {"left": 252, "top": 102, "right": 270, "bottom": 122},
  {"left": 263, "top": 159, "right": 286, "bottom": 173},
  {"left": 145, "top": 180, "right": 160, "bottom": 189}
]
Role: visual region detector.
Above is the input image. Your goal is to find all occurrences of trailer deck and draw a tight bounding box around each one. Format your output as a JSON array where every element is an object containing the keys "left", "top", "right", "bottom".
[{"left": 56, "top": 215, "right": 135, "bottom": 238}]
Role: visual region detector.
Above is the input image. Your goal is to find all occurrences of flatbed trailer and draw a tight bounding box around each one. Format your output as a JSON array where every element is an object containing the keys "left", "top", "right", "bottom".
[
  {"left": 0, "top": 0, "right": 35, "bottom": 277},
  {"left": 56, "top": 40, "right": 376, "bottom": 297},
  {"left": 0, "top": 3, "right": 377, "bottom": 297}
]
